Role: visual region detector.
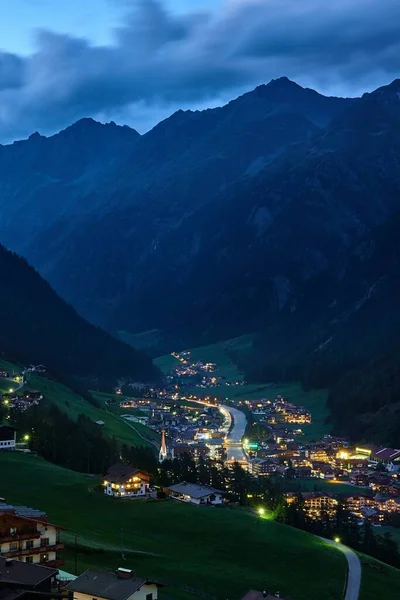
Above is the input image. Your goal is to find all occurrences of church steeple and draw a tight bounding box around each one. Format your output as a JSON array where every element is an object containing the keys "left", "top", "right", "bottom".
[{"left": 159, "top": 428, "right": 168, "bottom": 462}]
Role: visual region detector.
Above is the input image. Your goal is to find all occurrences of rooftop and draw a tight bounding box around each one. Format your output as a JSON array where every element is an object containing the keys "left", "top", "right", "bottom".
[
  {"left": 167, "top": 482, "right": 224, "bottom": 498},
  {"left": 104, "top": 464, "right": 149, "bottom": 484},
  {"left": 0, "top": 557, "right": 57, "bottom": 587},
  {"left": 67, "top": 570, "right": 160, "bottom": 600}
]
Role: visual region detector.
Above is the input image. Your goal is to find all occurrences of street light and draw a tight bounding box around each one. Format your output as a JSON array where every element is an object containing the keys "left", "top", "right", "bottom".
[
  {"left": 258, "top": 507, "right": 265, "bottom": 517},
  {"left": 23, "top": 434, "right": 30, "bottom": 442},
  {"left": 334, "top": 536, "right": 340, "bottom": 544}
]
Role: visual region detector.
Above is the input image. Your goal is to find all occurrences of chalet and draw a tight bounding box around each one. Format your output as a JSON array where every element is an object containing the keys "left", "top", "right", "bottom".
[
  {"left": 0, "top": 507, "right": 64, "bottom": 567},
  {"left": 102, "top": 465, "right": 150, "bottom": 498},
  {"left": 166, "top": 482, "right": 224, "bottom": 505},
  {"left": 0, "top": 557, "right": 59, "bottom": 600},
  {"left": 0, "top": 426, "right": 16, "bottom": 450},
  {"left": 371, "top": 448, "right": 400, "bottom": 472},
  {"left": 67, "top": 568, "right": 162, "bottom": 600}
]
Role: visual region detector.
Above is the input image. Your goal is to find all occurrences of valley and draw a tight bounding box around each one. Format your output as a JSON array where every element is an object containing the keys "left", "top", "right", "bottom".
[{"left": 0, "top": 65, "right": 400, "bottom": 600}]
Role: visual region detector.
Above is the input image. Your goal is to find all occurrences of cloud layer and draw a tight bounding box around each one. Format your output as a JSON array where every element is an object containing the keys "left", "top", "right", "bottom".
[{"left": 0, "top": 0, "right": 399, "bottom": 141}]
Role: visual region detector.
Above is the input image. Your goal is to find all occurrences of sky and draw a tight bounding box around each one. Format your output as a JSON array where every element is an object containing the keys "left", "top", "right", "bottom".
[{"left": 0, "top": 0, "right": 399, "bottom": 142}]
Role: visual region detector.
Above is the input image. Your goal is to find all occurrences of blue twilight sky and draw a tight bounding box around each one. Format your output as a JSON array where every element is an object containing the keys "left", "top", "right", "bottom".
[{"left": 0, "top": 0, "right": 399, "bottom": 142}]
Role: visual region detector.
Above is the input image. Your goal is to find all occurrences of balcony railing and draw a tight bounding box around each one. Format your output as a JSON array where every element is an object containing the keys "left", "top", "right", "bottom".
[
  {"left": 41, "top": 559, "right": 65, "bottom": 568},
  {"left": 0, "top": 531, "right": 41, "bottom": 543},
  {"left": 1, "top": 543, "right": 64, "bottom": 558}
]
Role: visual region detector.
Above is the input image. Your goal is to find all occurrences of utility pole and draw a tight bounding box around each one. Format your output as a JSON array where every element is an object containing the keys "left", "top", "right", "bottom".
[{"left": 74, "top": 535, "right": 78, "bottom": 575}]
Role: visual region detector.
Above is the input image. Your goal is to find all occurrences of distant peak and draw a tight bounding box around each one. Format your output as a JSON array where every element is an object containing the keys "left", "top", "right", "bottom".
[
  {"left": 266, "top": 76, "right": 300, "bottom": 89},
  {"left": 28, "top": 131, "right": 43, "bottom": 141}
]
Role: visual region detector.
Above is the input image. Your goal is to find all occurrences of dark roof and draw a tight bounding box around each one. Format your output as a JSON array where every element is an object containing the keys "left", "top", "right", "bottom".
[
  {"left": 373, "top": 448, "right": 400, "bottom": 461},
  {"left": 104, "top": 464, "right": 149, "bottom": 484},
  {"left": 0, "top": 503, "right": 46, "bottom": 519},
  {"left": 0, "top": 588, "right": 27, "bottom": 600},
  {"left": 167, "top": 482, "right": 224, "bottom": 498},
  {"left": 0, "top": 558, "right": 57, "bottom": 587},
  {"left": 240, "top": 591, "right": 290, "bottom": 600},
  {"left": 67, "top": 570, "right": 158, "bottom": 600}
]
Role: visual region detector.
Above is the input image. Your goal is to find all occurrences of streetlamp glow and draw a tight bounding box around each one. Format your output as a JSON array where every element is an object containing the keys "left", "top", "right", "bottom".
[
  {"left": 23, "top": 434, "right": 30, "bottom": 442},
  {"left": 258, "top": 507, "right": 265, "bottom": 517},
  {"left": 334, "top": 536, "right": 340, "bottom": 544}
]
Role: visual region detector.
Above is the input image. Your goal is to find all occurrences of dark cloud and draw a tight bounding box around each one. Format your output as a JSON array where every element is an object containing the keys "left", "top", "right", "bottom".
[{"left": 0, "top": 0, "right": 399, "bottom": 141}]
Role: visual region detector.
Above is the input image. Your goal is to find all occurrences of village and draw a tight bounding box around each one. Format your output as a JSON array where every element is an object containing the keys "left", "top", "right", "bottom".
[{"left": 1, "top": 353, "right": 400, "bottom": 599}]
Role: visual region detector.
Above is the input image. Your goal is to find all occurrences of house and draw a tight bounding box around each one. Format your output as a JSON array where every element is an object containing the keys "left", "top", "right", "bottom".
[
  {"left": 371, "top": 448, "right": 400, "bottom": 472},
  {"left": 0, "top": 506, "right": 64, "bottom": 567},
  {"left": 0, "top": 557, "right": 59, "bottom": 600},
  {"left": 240, "top": 590, "right": 289, "bottom": 600},
  {"left": 67, "top": 568, "right": 162, "bottom": 600},
  {"left": 250, "top": 458, "right": 283, "bottom": 477},
  {"left": 0, "top": 426, "right": 16, "bottom": 450},
  {"left": 102, "top": 465, "right": 150, "bottom": 498},
  {"left": 166, "top": 482, "right": 224, "bottom": 505}
]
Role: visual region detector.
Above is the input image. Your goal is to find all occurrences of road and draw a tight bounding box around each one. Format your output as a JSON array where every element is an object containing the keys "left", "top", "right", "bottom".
[
  {"left": 323, "top": 538, "right": 361, "bottom": 600},
  {"left": 222, "top": 404, "right": 248, "bottom": 463}
]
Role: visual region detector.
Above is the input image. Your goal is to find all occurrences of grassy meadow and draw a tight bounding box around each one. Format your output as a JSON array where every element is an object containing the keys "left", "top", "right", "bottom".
[{"left": 0, "top": 452, "right": 348, "bottom": 600}]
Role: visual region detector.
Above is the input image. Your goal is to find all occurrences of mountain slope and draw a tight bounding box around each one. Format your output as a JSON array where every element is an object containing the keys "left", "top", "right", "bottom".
[
  {"left": 105, "top": 79, "right": 400, "bottom": 344},
  {"left": 0, "top": 243, "right": 159, "bottom": 386},
  {"left": 0, "top": 78, "right": 353, "bottom": 329}
]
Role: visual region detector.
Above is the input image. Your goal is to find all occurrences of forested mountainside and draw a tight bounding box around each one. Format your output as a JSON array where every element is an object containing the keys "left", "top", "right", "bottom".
[
  {"left": 247, "top": 209, "right": 400, "bottom": 445},
  {"left": 0, "top": 244, "right": 160, "bottom": 387}
]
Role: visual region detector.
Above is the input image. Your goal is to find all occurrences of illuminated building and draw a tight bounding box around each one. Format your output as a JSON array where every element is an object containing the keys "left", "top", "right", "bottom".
[{"left": 102, "top": 464, "right": 150, "bottom": 498}]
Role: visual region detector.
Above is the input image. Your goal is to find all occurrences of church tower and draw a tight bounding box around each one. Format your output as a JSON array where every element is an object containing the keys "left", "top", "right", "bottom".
[{"left": 159, "top": 428, "right": 168, "bottom": 462}]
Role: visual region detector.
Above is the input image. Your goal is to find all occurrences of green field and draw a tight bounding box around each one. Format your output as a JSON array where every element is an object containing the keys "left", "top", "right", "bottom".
[
  {"left": 25, "top": 375, "right": 157, "bottom": 449},
  {"left": 283, "top": 478, "right": 372, "bottom": 496},
  {"left": 0, "top": 377, "right": 15, "bottom": 393},
  {"left": 0, "top": 452, "right": 348, "bottom": 600},
  {"left": 359, "top": 553, "right": 400, "bottom": 600},
  {"left": 155, "top": 334, "right": 255, "bottom": 381}
]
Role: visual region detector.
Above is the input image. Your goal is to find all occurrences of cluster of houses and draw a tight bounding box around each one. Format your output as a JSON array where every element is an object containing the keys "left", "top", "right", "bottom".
[
  {"left": 120, "top": 398, "right": 228, "bottom": 462},
  {"left": 0, "top": 556, "right": 277, "bottom": 600},
  {"left": 2, "top": 390, "right": 43, "bottom": 413},
  {"left": 284, "top": 489, "right": 400, "bottom": 524},
  {"left": 243, "top": 396, "right": 311, "bottom": 428}
]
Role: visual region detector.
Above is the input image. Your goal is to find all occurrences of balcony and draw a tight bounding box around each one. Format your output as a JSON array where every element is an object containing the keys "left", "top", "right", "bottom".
[
  {"left": 42, "top": 559, "right": 65, "bottom": 568},
  {"left": 1, "top": 543, "right": 64, "bottom": 558},
  {"left": 0, "top": 530, "right": 41, "bottom": 544}
]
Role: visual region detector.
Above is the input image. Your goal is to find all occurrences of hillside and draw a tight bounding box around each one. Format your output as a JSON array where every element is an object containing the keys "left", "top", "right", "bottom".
[
  {"left": 0, "top": 244, "right": 159, "bottom": 386},
  {"left": 0, "top": 452, "right": 348, "bottom": 600},
  {"left": 247, "top": 208, "right": 400, "bottom": 444}
]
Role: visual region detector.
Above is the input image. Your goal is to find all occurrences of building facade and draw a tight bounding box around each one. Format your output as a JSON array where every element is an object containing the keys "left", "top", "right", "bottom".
[
  {"left": 102, "top": 465, "right": 150, "bottom": 498},
  {"left": 0, "top": 511, "right": 63, "bottom": 567},
  {"left": 67, "top": 568, "right": 161, "bottom": 600}
]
